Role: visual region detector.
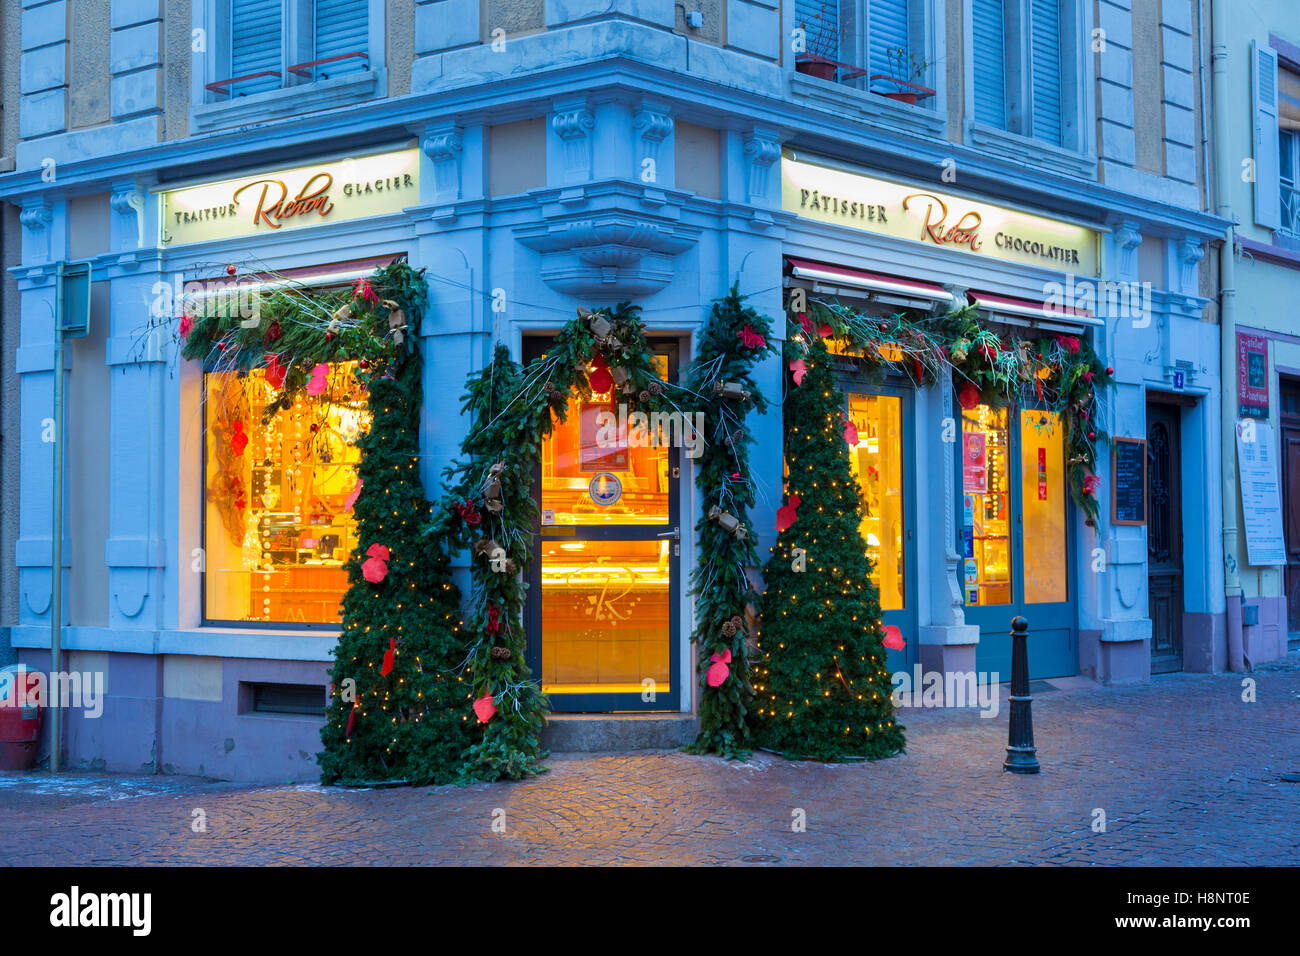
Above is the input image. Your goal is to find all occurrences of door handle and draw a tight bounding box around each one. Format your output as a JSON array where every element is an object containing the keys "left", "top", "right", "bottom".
[{"left": 656, "top": 527, "right": 681, "bottom": 540}]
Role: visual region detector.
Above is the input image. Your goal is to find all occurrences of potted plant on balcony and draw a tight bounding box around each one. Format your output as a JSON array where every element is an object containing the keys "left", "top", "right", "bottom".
[
  {"left": 795, "top": 4, "right": 842, "bottom": 82},
  {"left": 870, "top": 46, "right": 935, "bottom": 105}
]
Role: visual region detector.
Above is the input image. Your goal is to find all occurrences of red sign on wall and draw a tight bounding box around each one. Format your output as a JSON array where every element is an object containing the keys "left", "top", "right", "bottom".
[
  {"left": 1237, "top": 331, "right": 1270, "bottom": 419},
  {"left": 1037, "top": 447, "right": 1048, "bottom": 500}
]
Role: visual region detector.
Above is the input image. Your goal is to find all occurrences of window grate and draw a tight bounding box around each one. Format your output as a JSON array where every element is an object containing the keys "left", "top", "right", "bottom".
[{"left": 250, "top": 683, "right": 327, "bottom": 715}]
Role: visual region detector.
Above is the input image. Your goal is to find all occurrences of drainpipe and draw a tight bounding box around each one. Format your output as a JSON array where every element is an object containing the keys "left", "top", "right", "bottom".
[
  {"left": 1212, "top": 0, "right": 1245, "bottom": 672},
  {"left": 50, "top": 269, "right": 65, "bottom": 771}
]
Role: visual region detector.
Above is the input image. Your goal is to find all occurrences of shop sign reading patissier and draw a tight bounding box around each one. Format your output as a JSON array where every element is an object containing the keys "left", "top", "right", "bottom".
[
  {"left": 159, "top": 149, "right": 420, "bottom": 245},
  {"left": 782, "top": 151, "right": 1100, "bottom": 277}
]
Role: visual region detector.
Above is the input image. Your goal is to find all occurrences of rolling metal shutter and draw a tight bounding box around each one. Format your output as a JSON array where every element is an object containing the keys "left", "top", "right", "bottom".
[{"left": 314, "top": 0, "right": 369, "bottom": 78}]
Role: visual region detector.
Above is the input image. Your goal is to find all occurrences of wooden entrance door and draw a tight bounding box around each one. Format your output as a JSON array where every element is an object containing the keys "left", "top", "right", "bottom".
[
  {"left": 1279, "top": 379, "right": 1300, "bottom": 639},
  {"left": 1147, "top": 402, "right": 1184, "bottom": 672}
]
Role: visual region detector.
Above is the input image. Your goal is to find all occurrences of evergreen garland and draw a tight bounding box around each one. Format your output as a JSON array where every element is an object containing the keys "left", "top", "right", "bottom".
[
  {"left": 683, "top": 285, "right": 775, "bottom": 759},
  {"left": 437, "top": 304, "right": 683, "bottom": 780},
  {"left": 751, "top": 323, "right": 906, "bottom": 761}
]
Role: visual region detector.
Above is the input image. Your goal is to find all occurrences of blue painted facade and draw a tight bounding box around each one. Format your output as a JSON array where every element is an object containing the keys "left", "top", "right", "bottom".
[{"left": 0, "top": 0, "right": 1247, "bottom": 781}]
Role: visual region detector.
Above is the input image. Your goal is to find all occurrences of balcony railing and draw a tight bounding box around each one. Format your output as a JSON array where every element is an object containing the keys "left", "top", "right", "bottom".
[{"left": 1282, "top": 183, "right": 1300, "bottom": 237}]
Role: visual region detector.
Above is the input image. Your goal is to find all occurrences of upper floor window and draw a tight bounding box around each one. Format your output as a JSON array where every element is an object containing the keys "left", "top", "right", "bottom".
[
  {"left": 971, "top": 0, "right": 1080, "bottom": 150},
  {"left": 214, "top": 0, "right": 371, "bottom": 100},
  {"left": 795, "top": 0, "right": 935, "bottom": 106},
  {"left": 1253, "top": 39, "right": 1300, "bottom": 236}
]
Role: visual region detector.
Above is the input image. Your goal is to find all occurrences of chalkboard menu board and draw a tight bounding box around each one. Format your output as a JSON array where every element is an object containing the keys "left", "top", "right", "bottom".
[{"left": 1111, "top": 438, "right": 1147, "bottom": 526}]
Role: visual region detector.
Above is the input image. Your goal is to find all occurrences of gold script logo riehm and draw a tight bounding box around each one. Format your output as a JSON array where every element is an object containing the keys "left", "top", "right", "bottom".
[
  {"left": 903, "top": 193, "right": 983, "bottom": 251},
  {"left": 233, "top": 172, "right": 335, "bottom": 229}
]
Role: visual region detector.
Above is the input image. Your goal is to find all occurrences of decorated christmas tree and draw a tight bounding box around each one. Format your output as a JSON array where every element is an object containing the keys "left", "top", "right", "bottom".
[
  {"left": 317, "top": 352, "right": 472, "bottom": 786},
  {"left": 751, "top": 324, "right": 905, "bottom": 760}
]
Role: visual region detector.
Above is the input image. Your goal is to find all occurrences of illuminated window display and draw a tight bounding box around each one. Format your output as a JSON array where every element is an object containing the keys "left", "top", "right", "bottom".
[
  {"left": 845, "top": 392, "right": 905, "bottom": 610},
  {"left": 539, "top": 538, "right": 672, "bottom": 695},
  {"left": 204, "top": 363, "right": 369, "bottom": 624},
  {"left": 539, "top": 356, "right": 671, "bottom": 525},
  {"left": 961, "top": 404, "right": 1012, "bottom": 606},
  {"left": 1020, "top": 410, "right": 1068, "bottom": 604}
]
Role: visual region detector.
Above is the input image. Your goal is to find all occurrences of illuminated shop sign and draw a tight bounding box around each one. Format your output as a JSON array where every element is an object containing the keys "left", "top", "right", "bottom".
[
  {"left": 781, "top": 152, "right": 1100, "bottom": 277},
  {"left": 160, "top": 148, "right": 420, "bottom": 245}
]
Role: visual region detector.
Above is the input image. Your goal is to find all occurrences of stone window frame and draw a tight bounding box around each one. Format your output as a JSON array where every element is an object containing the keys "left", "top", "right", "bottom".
[
  {"left": 189, "top": 0, "right": 387, "bottom": 135},
  {"left": 962, "top": 0, "right": 1098, "bottom": 179}
]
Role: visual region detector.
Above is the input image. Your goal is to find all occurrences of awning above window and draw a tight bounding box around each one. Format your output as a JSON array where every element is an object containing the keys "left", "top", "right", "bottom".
[
  {"left": 968, "top": 290, "right": 1101, "bottom": 332},
  {"left": 785, "top": 257, "right": 953, "bottom": 309}
]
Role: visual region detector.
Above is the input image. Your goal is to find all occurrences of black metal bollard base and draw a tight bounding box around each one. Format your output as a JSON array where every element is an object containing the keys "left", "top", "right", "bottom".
[{"left": 1004, "top": 616, "right": 1040, "bottom": 774}]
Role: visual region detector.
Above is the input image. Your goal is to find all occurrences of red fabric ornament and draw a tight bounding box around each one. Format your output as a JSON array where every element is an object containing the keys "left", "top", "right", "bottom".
[
  {"left": 230, "top": 421, "right": 248, "bottom": 456},
  {"left": 798, "top": 313, "right": 813, "bottom": 338},
  {"left": 178, "top": 314, "right": 193, "bottom": 339},
  {"left": 882, "top": 625, "right": 906, "bottom": 651},
  {"left": 345, "top": 702, "right": 356, "bottom": 736},
  {"left": 977, "top": 342, "right": 998, "bottom": 362},
  {"left": 265, "top": 322, "right": 283, "bottom": 343},
  {"left": 957, "top": 383, "right": 981, "bottom": 410},
  {"left": 706, "top": 648, "right": 732, "bottom": 688},
  {"left": 789, "top": 358, "right": 808, "bottom": 385},
  {"left": 352, "top": 277, "right": 380, "bottom": 306},
  {"left": 843, "top": 417, "right": 859, "bottom": 445},
  {"left": 380, "top": 637, "right": 396, "bottom": 677},
  {"left": 1056, "top": 335, "right": 1081, "bottom": 354},
  {"left": 738, "top": 324, "right": 767, "bottom": 350},
  {"left": 1082, "top": 474, "right": 1100, "bottom": 495},
  {"left": 817, "top": 322, "right": 833, "bottom": 338},
  {"left": 1084, "top": 370, "right": 1094, "bottom": 382},
  {"left": 776, "top": 494, "right": 801, "bottom": 532},
  {"left": 264, "top": 354, "right": 286, "bottom": 389},
  {"left": 913, "top": 358, "right": 924, "bottom": 381},
  {"left": 486, "top": 603, "right": 500, "bottom": 634},
  {"left": 362, "top": 557, "right": 388, "bottom": 583},
  {"left": 473, "top": 694, "right": 497, "bottom": 723},
  {"left": 306, "top": 363, "right": 329, "bottom": 396},
  {"left": 456, "top": 499, "right": 481, "bottom": 525},
  {"left": 588, "top": 355, "right": 614, "bottom": 394},
  {"left": 365, "top": 543, "right": 390, "bottom": 562},
  {"left": 344, "top": 478, "right": 363, "bottom": 513}
]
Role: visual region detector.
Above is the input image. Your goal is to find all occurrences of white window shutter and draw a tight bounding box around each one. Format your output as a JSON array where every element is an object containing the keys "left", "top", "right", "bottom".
[
  {"left": 973, "top": 0, "right": 1007, "bottom": 129},
  {"left": 869, "top": 0, "right": 911, "bottom": 83},
  {"left": 1029, "top": 0, "right": 1064, "bottom": 146},
  {"left": 796, "top": 0, "right": 840, "bottom": 63},
  {"left": 314, "top": 0, "right": 370, "bottom": 78},
  {"left": 230, "top": 0, "right": 282, "bottom": 96},
  {"left": 1253, "top": 39, "right": 1282, "bottom": 231}
]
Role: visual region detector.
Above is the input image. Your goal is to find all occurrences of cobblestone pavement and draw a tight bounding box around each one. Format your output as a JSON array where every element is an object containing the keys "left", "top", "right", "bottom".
[{"left": 2, "top": 658, "right": 1298, "bottom": 866}]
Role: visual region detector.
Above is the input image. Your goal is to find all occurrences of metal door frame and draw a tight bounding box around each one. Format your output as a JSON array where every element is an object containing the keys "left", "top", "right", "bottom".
[{"left": 524, "top": 336, "right": 682, "bottom": 713}]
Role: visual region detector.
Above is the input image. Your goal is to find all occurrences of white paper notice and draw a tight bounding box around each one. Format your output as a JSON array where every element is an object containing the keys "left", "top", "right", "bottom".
[{"left": 1235, "top": 421, "right": 1287, "bottom": 566}]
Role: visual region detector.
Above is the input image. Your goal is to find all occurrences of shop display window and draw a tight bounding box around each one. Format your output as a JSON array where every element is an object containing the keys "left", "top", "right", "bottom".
[
  {"left": 961, "top": 404, "right": 1012, "bottom": 606},
  {"left": 203, "top": 362, "right": 369, "bottom": 625},
  {"left": 539, "top": 355, "right": 671, "bottom": 526},
  {"left": 846, "top": 392, "right": 906, "bottom": 610}
]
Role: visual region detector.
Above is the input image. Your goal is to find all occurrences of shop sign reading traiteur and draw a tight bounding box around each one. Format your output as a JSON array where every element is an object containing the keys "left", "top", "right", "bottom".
[
  {"left": 782, "top": 152, "right": 1101, "bottom": 277},
  {"left": 160, "top": 149, "right": 420, "bottom": 245}
]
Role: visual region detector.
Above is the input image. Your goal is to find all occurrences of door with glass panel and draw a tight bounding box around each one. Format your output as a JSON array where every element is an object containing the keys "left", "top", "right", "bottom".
[
  {"left": 842, "top": 384, "right": 916, "bottom": 672},
  {"left": 959, "top": 403, "right": 1076, "bottom": 679},
  {"left": 525, "top": 340, "right": 681, "bottom": 713}
]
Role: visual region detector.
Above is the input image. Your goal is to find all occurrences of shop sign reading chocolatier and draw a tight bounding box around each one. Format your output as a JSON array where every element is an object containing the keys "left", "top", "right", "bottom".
[
  {"left": 782, "top": 151, "right": 1100, "bottom": 277},
  {"left": 159, "top": 148, "right": 420, "bottom": 245}
]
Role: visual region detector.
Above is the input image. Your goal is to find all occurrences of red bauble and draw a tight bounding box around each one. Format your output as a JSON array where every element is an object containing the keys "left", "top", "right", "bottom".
[
  {"left": 226, "top": 264, "right": 236, "bottom": 276},
  {"left": 1105, "top": 366, "right": 1114, "bottom": 375},
  {"left": 325, "top": 332, "right": 334, "bottom": 342},
  {"left": 1088, "top": 431, "right": 1096, "bottom": 440}
]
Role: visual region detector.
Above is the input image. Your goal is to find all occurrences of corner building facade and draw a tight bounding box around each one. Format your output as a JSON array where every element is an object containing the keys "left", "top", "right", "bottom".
[{"left": 0, "top": 0, "right": 1239, "bottom": 780}]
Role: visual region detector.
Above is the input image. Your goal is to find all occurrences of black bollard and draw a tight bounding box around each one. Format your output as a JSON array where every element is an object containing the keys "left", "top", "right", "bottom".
[{"left": 1003, "top": 616, "right": 1040, "bottom": 774}]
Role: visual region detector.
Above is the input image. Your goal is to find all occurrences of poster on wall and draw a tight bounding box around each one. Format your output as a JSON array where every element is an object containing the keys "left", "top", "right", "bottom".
[
  {"left": 963, "top": 433, "right": 987, "bottom": 493},
  {"left": 579, "top": 402, "right": 628, "bottom": 472},
  {"left": 1235, "top": 421, "right": 1287, "bottom": 566},
  {"left": 1237, "top": 331, "right": 1270, "bottom": 419}
]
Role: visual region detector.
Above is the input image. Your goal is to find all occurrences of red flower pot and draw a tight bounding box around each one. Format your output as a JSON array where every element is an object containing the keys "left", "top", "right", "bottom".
[{"left": 796, "top": 56, "right": 837, "bottom": 81}]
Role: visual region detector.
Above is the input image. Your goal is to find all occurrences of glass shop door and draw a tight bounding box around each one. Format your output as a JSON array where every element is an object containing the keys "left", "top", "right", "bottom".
[
  {"left": 842, "top": 384, "right": 917, "bottom": 673},
  {"left": 959, "top": 404, "right": 1076, "bottom": 680},
  {"left": 525, "top": 341, "right": 681, "bottom": 713}
]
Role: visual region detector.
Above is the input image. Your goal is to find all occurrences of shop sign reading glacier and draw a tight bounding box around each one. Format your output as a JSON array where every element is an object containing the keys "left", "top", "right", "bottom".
[
  {"left": 159, "top": 148, "right": 420, "bottom": 245},
  {"left": 782, "top": 151, "right": 1100, "bottom": 277}
]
